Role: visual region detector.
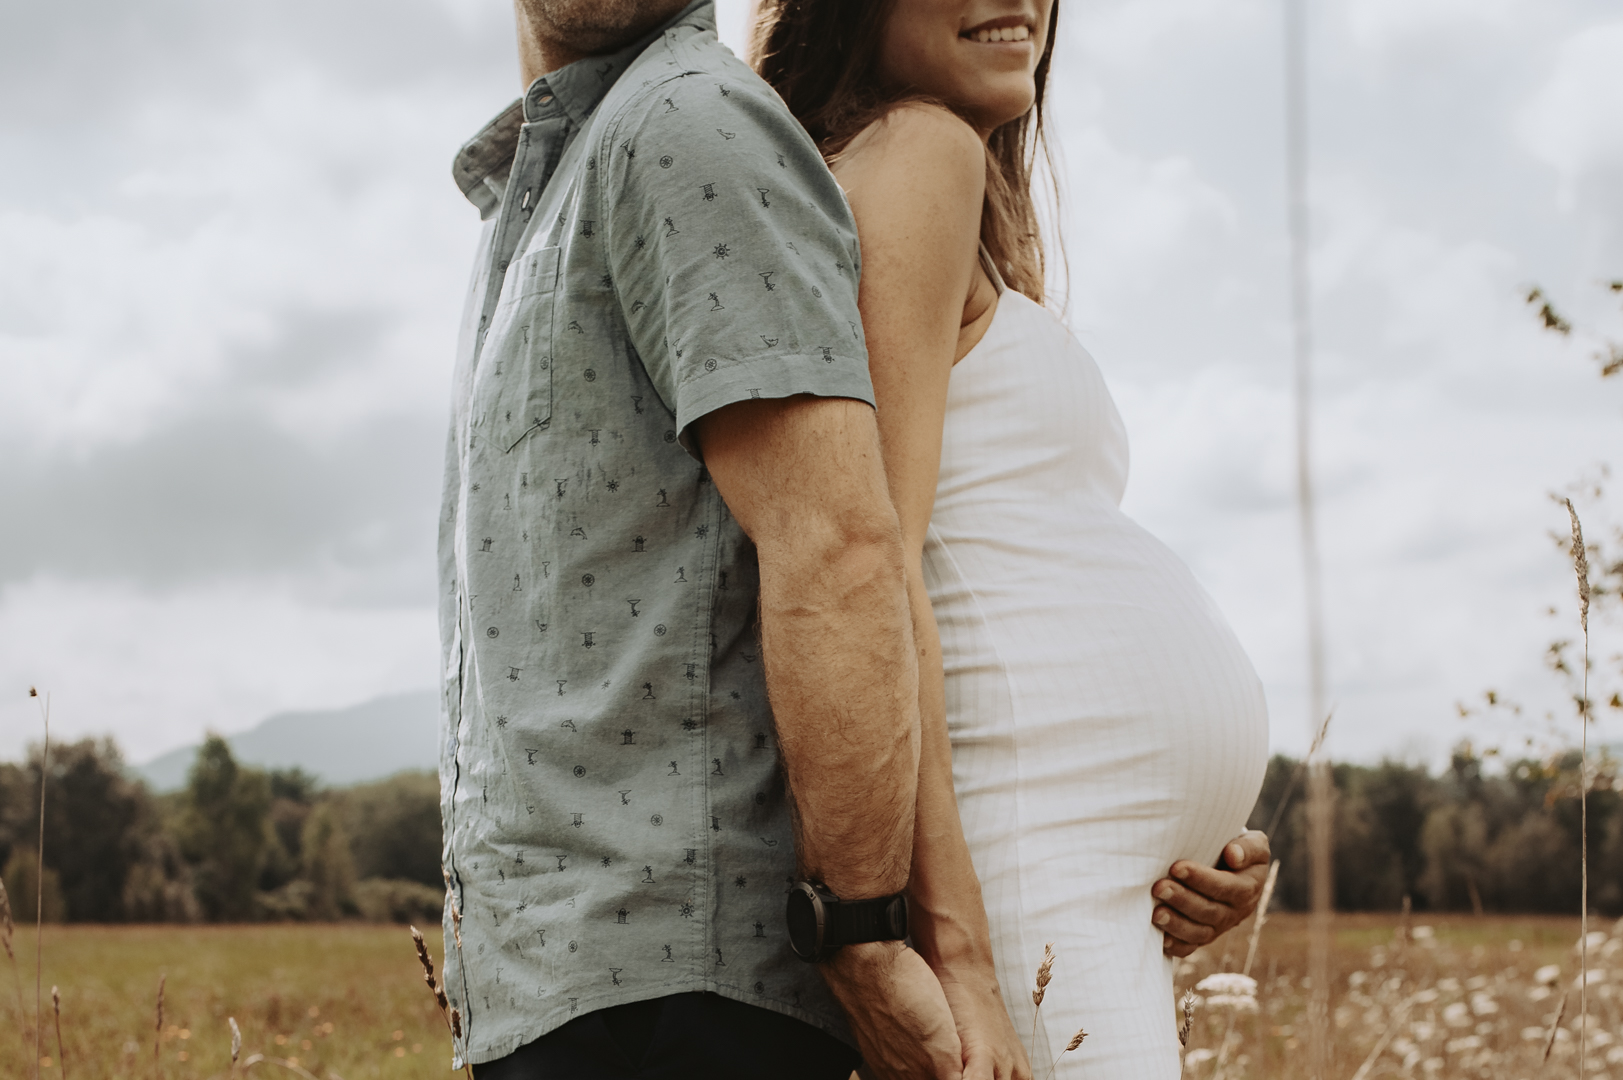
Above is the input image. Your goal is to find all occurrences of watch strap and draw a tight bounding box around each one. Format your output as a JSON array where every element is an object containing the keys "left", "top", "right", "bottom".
[{"left": 827, "top": 892, "right": 908, "bottom": 947}]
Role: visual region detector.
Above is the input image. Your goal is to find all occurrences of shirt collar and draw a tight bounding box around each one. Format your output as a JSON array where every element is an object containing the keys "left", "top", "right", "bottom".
[{"left": 453, "top": 1, "right": 717, "bottom": 214}]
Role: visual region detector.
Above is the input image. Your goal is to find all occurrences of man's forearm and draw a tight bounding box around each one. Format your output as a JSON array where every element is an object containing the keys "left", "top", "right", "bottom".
[{"left": 759, "top": 530, "right": 921, "bottom": 899}]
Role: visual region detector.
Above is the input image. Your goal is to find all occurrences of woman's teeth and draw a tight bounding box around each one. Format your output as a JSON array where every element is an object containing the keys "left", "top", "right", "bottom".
[{"left": 966, "top": 25, "right": 1031, "bottom": 43}]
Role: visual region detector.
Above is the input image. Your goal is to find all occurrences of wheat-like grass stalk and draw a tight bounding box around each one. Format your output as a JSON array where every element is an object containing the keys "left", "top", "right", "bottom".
[
  {"left": 1211, "top": 859, "right": 1283, "bottom": 1080},
  {"left": 410, "top": 925, "right": 474, "bottom": 1079},
  {"left": 1030, "top": 941, "right": 1054, "bottom": 1058},
  {"left": 1241, "top": 860, "right": 1281, "bottom": 978},
  {"left": 236, "top": 1054, "right": 335, "bottom": 1079},
  {"left": 1263, "top": 710, "right": 1335, "bottom": 839},
  {"left": 441, "top": 870, "right": 463, "bottom": 951},
  {"left": 52, "top": 985, "right": 65, "bottom": 1080},
  {"left": 154, "top": 973, "right": 166, "bottom": 1080},
  {"left": 229, "top": 1016, "right": 242, "bottom": 1073},
  {"left": 1024, "top": 941, "right": 1081, "bottom": 1080},
  {"left": 30, "top": 687, "right": 49, "bottom": 1080},
  {"left": 0, "top": 877, "right": 24, "bottom": 1044},
  {"left": 1179, "top": 990, "right": 1196, "bottom": 1047},
  {"left": 1046, "top": 1027, "right": 1087, "bottom": 1079},
  {"left": 1541, "top": 983, "right": 1569, "bottom": 1064},
  {"left": 1346, "top": 992, "right": 1415, "bottom": 1080},
  {"left": 1563, "top": 496, "right": 1592, "bottom": 1078}
]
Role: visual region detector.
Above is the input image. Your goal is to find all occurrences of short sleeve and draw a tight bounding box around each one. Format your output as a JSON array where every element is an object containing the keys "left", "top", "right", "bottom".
[{"left": 600, "top": 68, "right": 873, "bottom": 451}]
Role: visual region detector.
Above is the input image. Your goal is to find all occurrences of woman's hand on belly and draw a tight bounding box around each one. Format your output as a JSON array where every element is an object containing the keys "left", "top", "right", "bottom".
[{"left": 1151, "top": 830, "right": 1272, "bottom": 958}]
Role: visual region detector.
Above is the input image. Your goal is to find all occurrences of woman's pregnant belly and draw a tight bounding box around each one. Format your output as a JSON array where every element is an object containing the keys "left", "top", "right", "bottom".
[
  {"left": 925, "top": 509, "right": 1268, "bottom": 1075},
  {"left": 931, "top": 505, "right": 1268, "bottom": 868}
]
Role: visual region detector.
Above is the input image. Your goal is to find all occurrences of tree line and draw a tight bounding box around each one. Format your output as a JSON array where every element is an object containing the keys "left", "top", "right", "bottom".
[
  {"left": 0, "top": 734, "right": 443, "bottom": 924},
  {"left": 1252, "top": 744, "right": 1620, "bottom": 914},
  {"left": 1, "top": 732, "right": 1617, "bottom": 922}
]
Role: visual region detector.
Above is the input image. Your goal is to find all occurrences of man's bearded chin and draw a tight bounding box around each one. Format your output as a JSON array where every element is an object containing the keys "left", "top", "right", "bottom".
[{"left": 518, "top": 0, "right": 686, "bottom": 55}]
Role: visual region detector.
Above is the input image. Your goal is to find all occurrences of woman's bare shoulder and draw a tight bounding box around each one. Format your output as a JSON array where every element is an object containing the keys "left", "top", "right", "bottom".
[{"left": 834, "top": 102, "right": 986, "bottom": 201}]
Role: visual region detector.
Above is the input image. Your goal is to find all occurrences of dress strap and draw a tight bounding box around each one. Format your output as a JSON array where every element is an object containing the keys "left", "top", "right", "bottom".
[{"left": 978, "top": 242, "right": 1008, "bottom": 296}]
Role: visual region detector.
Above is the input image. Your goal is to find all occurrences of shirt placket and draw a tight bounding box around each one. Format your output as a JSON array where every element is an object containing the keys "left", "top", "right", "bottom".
[
  {"left": 445, "top": 83, "right": 575, "bottom": 1036},
  {"left": 453, "top": 81, "right": 573, "bottom": 763},
  {"left": 469, "top": 84, "right": 572, "bottom": 377}
]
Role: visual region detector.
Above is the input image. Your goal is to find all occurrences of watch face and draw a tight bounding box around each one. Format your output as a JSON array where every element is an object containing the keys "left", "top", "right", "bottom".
[{"left": 786, "top": 883, "right": 821, "bottom": 961}]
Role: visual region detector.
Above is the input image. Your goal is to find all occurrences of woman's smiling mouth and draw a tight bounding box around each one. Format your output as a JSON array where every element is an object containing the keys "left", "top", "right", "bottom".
[{"left": 961, "top": 19, "right": 1032, "bottom": 44}]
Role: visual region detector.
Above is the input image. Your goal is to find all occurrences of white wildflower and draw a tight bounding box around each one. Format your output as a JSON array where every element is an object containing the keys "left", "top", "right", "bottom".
[
  {"left": 1437, "top": 977, "right": 1461, "bottom": 993},
  {"left": 1469, "top": 993, "right": 1499, "bottom": 1015},
  {"left": 1445, "top": 1035, "right": 1483, "bottom": 1053},
  {"left": 1413, "top": 989, "right": 1440, "bottom": 1005},
  {"left": 1411, "top": 1021, "right": 1437, "bottom": 1042},
  {"left": 1524, "top": 1026, "right": 1550, "bottom": 1042},
  {"left": 1411, "top": 925, "right": 1435, "bottom": 941},
  {"left": 1205, "top": 994, "right": 1260, "bottom": 1012},
  {"left": 1195, "top": 973, "right": 1258, "bottom": 997},
  {"left": 1530, "top": 986, "right": 1553, "bottom": 1002},
  {"left": 1442, "top": 1002, "right": 1471, "bottom": 1027},
  {"left": 1536, "top": 964, "right": 1563, "bottom": 985},
  {"left": 1184, "top": 1048, "right": 1216, "bottom": 1067}
]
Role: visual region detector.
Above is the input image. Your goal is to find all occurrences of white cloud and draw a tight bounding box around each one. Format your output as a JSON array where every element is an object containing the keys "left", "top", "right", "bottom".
[
  {"left": 1041, "top": 0, "right": 1623, "bottom": 764},
  {"left": 0, "top": 577, "right": 437, "bottom": 763},
  {"left": 2, "top": 0, "right": 1620, "bottom": 769},
  {"left": 1344, "top": 0, "right": 1524, "bottom": 47},
  {"left": 1067, "top": 0, "right": 1270, "bottom": 70},
  {"left": 1516, "top": 21, "right": 1623, "bottom": 197}
]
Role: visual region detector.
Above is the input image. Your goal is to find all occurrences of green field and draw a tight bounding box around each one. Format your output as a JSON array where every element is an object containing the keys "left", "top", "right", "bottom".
[
  {"left": 0, "top": 914, "right": 1608, "bottom": 1078},
  {"left": 2, "top": 924, "right": 456, "bottom": 1079}
]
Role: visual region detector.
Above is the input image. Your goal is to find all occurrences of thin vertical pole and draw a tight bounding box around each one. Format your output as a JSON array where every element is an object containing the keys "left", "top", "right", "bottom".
[{"left": 1282, "top": 0, "right": 1332, "bottom": 1076}]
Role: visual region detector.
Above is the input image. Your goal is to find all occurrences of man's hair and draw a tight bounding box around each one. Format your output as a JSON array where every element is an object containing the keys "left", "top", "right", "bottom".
[{"left": 751, "top": 0, "right": 1062, "bottom": 304}]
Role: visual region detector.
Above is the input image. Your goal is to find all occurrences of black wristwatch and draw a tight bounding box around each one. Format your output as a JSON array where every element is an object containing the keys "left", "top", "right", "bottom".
[{"left": 786, "top": 880, "right": 909, "bottom": 963}]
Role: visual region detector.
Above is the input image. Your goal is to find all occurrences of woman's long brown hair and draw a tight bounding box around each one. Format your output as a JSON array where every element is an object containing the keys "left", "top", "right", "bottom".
[{"left": 751, "top": 0, "right": 1061, "bottom": 303}]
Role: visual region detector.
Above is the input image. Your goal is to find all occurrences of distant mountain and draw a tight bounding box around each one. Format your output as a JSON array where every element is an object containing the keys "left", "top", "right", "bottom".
[{"left": 136, "top": 690, "right": 441, "bottom": 792}]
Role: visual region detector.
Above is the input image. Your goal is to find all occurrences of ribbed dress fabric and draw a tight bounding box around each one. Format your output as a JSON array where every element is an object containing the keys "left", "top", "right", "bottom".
[{"left": 923, "top": 262, "right": 1270, "bottom": 1078}]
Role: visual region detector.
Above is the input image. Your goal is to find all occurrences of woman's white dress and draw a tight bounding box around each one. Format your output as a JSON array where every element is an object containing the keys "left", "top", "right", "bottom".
[{"left": 925, "top": 266, "right": 1270, "bottom": 1078}]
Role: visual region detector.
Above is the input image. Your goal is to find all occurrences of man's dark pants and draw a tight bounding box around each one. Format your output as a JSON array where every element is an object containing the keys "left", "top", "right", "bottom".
[{"left": 474, "top": 992, "right": 860, "bottom": 1079}]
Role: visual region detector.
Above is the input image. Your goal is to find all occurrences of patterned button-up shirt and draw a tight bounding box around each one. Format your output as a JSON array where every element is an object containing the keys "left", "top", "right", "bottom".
[{"left": 436, "top": 2, "right": 872, "bottom": 1065}]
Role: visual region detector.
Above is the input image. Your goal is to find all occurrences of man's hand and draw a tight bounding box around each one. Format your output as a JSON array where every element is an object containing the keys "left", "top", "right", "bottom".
[
  {"left": 822, "top": 942, "right": 964, "bottom": 1080},
  {"left": 1153, "top": 830, "right": 1272, "bottom": 958}
]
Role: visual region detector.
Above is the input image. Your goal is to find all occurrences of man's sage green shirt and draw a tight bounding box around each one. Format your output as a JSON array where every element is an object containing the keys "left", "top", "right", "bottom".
[{"left": 437, "top": 2, "right": 871, "bottom": 1065}]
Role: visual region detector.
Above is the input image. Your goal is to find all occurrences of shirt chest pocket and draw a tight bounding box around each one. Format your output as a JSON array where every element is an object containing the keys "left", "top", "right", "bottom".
[{"left": 477, "top": 246, "right": 561, "bottom": 453}]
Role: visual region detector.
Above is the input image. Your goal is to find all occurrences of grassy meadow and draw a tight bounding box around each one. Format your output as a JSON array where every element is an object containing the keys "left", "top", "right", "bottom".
[
  {"left": 1, "top": 912, "right": 1615, "bottom": 1078},
  {"left": 2, "top": 923, "right": 455, "bottom": 1079},
  {"left": 1173, "top": 912, "right": 1608, "bottom": 1078}
]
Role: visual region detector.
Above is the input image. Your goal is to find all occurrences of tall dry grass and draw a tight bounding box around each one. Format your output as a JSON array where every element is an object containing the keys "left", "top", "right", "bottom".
[{"left": 1178, "top": 913, "right": 1613, "bottom": 1079}]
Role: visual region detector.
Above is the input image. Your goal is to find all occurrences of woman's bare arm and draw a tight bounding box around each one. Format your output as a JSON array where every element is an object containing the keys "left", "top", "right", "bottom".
[{"left": 835, "top": 102, "right": 1032, "bottom": 1080}]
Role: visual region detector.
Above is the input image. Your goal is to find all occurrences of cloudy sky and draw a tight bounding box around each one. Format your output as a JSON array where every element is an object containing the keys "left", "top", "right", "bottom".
[{"left": 2, "top": 0, "right": 1619, "bottom": 768}]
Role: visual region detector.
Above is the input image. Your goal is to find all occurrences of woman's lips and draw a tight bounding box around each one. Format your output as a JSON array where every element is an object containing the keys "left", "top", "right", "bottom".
[{"left": 960, "top": 22, "right": 1032, "bottom": 44}]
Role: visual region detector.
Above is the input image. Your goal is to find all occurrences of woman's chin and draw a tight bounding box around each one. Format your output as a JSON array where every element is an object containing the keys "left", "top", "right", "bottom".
[{"left": 949, "top": 84, "right": 1037, "bottom": 133}]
